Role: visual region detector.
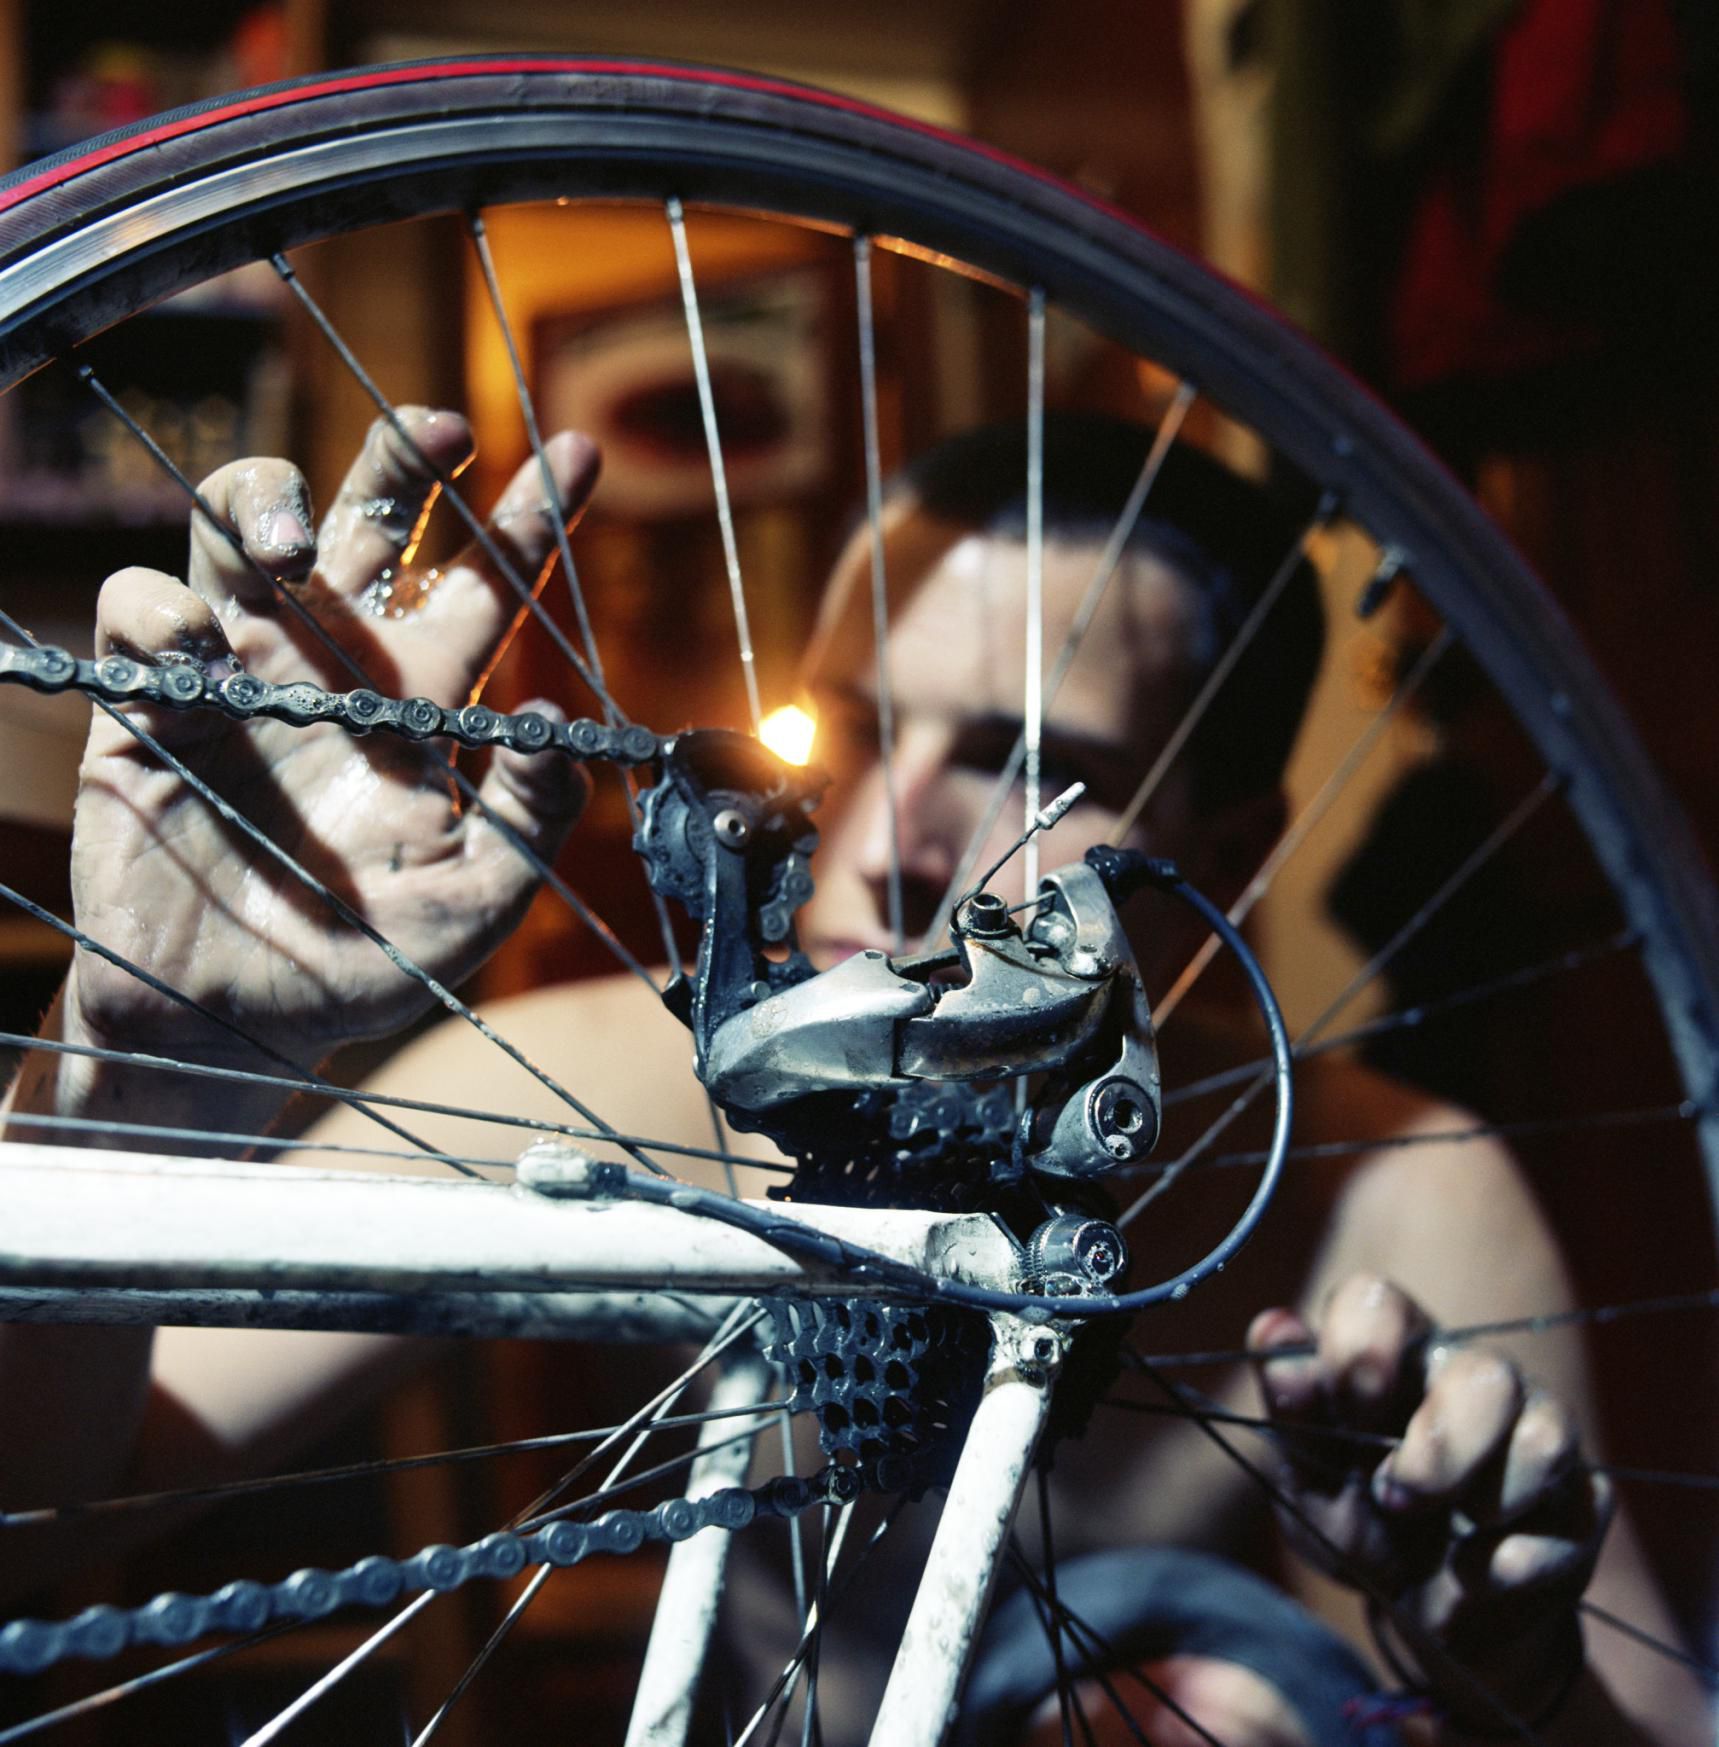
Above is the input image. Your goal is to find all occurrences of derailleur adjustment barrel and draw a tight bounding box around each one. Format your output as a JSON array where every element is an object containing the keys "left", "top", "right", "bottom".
[{"left": 1022, "top": 1213, "right": 1129, "bottom": 1296}]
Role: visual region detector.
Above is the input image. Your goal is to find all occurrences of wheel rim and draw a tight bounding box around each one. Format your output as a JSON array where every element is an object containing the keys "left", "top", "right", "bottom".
[{"left": 0, "top": 58, "right": 1712, "bottom": 1745}]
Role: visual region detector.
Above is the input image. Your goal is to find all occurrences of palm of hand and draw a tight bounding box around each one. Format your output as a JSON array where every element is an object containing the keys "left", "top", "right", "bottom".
[{"left": 66, "top": 411, "right": 596, "bottom": 1069}]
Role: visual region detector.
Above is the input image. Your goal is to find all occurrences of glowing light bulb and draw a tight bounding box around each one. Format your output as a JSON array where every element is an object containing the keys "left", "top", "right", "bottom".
[{"left": 760, "top": 704, "right": 817, "bottom": 766}]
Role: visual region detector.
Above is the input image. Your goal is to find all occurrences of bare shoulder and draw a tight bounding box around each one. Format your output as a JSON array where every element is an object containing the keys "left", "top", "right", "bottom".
[{"left": 1291, "top": 1049, "right": 1574, "bottom": 1338}]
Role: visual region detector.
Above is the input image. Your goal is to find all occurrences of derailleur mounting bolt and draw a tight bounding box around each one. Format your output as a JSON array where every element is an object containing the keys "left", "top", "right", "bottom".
[{"left": 960, "top": 891, "right": 1013, "bottom": 937}]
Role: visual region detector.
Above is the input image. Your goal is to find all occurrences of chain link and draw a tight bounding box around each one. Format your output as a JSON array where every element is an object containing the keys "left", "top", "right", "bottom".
[
  {"left": 0, "top": 644, "right": 664, "bottom": 766},
  {"left": 0, "top": 645, "right": 883, "bottom": 1680},
  {"left": 0, "top": 1452, "right": 898, "bottom": 1676}
]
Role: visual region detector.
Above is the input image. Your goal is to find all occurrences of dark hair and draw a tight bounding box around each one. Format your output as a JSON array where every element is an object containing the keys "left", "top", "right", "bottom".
[{"left": 889, "top": 413, "right": 1327, "bottom": 813}]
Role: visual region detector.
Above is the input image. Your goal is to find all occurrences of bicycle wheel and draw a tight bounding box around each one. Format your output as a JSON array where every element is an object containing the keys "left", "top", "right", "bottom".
[{"left": 0, "top": 56, "right": 1713, "bottom": 1746}]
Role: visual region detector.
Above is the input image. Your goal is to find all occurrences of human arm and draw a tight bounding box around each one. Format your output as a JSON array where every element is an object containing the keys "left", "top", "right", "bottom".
[{"left": 0, "top": 410, "right": 598, "bottom": 1519}]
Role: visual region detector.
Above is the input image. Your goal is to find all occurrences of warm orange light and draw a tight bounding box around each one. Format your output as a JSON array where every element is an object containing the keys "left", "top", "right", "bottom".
[{"left": 760, "top": 704, "right": 817, "bottom": 766}]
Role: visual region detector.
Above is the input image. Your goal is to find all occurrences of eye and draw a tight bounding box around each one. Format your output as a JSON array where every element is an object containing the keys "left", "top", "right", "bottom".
[{"left": 815, "top": 695, "right": 880, "bottom": 765}]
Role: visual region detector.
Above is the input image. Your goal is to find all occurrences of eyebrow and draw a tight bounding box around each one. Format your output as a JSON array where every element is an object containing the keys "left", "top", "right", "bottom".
[{"left": 955, "top": 712, "right": 1134, "bottom": 774}]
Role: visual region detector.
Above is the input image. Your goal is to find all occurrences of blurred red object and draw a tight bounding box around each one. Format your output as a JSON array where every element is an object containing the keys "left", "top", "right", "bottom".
[{"left": 1389, "top": 0, "right": 1690, "bottom": 389}]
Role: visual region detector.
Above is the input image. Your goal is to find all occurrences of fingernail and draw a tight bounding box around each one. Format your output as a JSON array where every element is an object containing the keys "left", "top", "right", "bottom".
[
  {"left": 258, "top": 506, "right": 315, "bottom": 579},
  {"left": 1372, "top": 1463, "right": 1419, "bottom": 1513},
  {"left": 260, "top": 507, "right": 313, "bottom": 550},
  {"left": 1350, "top": 1357, "right": 1388, "bottom": 1400}
]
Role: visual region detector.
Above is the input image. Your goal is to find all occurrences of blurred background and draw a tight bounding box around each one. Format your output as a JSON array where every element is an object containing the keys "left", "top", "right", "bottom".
[{"left": 0, "top": 1, "right": 1715, "bottom": 1738}]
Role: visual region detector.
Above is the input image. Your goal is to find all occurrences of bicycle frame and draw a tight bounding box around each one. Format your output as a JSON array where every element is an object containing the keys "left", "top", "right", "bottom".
[{"left": 0, "top": 1145, "right": 1050, "bottom": 1747}]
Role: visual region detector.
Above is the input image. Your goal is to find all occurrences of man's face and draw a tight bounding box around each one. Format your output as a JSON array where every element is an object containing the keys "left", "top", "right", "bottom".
[{"left": 798, "top": 503, "right": 1209, "bottom": 981}]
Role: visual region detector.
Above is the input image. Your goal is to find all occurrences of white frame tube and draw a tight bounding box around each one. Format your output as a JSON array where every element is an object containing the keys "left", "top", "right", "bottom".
[
  {"left": 0, "top": 1147, "right": 1021, "bottom": 1337},
  {"left": 867, "top": 1315, "right": 1061, "bottom": 1746},
  {"left": 625, "top": 1353, "right": 775, "bottom": 1747}
]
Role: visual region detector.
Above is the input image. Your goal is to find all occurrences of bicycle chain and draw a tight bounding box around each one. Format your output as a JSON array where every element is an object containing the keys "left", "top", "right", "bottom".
[
  {"left": 0, "top": 1450, "right": 897, "bottom": 1676},
  {"left": 0, "top": 643, "right": 665, "bottom": 766}
]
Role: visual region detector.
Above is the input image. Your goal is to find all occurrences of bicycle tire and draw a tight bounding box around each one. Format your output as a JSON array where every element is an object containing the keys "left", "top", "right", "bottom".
[{"left": 0, "top": 55, "right": 1713, "bottom": 1746}]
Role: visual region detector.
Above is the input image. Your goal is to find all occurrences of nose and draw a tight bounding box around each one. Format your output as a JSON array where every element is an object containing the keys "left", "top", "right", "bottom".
[{"left": 851, "top": 733, "right": 966, "bottom": 944}]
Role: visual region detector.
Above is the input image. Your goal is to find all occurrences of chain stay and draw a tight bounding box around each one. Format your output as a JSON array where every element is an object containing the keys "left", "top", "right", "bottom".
[
  {"left": 0, "top": 1449, "right": 892, "bottom": 1676},
  {"left": 0, "top": 643, "right": 663, "bottom": 765}
]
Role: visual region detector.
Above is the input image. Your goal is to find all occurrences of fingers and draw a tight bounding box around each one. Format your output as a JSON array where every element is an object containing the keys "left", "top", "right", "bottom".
[
  {"left": 1464, "top": 1471, "right": 1612, "bottom": 1594},
  {"left": 462, "top": 700, "right": 590, "bottom": 933},
  {"left": 1250, "top": 1275, "right": 1433, "bottom": 1483},
  {"left": 316, "top": 407, "right": 475, "bottom": 598},
  {"left": 1373, "top": 1345, "right": 1522, "bottom": 1515},
  {"left": 428, "top": 431, "right": 601, "bottom": 688},
  {"left": 92, "top": 567, "right": 240, "bottom": 750},
  {"left": 185, "top": 456, "right": 317, "bottom": 618},
  {"left": 1493, "top": 1389, "right": 1582, "bottom": 1520},
  {"left": 1254, "top": 1271, "right": 1611, "bottom": 1696},
  {"left": 1247, "top": 1306, "right": 1335, "bottom": 1472},
  {"left": 1316, "top": 1274, "right": 1432, "bottom": 1429}
]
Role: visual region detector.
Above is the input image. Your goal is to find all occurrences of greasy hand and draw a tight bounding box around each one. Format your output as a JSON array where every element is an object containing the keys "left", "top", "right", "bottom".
[
  {"left": 1248, "top": 1275, "right": 1610, "bottom": 1722},
  {"left": 65, "top": 409, "right": 599, "bottom": 1075}
]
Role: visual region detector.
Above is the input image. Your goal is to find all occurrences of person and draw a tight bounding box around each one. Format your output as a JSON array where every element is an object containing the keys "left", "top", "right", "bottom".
[{"left": 0, "top": 409, "right": 1705, "bottom": 1746}]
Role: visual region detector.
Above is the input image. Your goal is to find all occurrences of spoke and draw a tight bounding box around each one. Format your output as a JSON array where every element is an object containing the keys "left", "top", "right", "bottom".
[
  {"left": 1578, "top": 1602, "right": 1719, "bottom": 1686},
  {"left": 1009, "top": 1548, "right": 1233, "bottom": 1747},
  {"left": 780, "top": 1401, "right": 808, "bottom": 1627},
  {"left": 1118, "top": 772, "right": 1558, "bottom": 1232},
  {"left": 1129, "top": 1360, "right": 1545, "bottom": 1744},
  {"left": 0, "top": 1622, "right": 303, "bottom": 1746},
  {"left": 854, "top": 236, "right": 905, "bottom": 951},
  {"left": 268, "top": 254, "right": 617, "bottom": 717},
  {"left": 1130, "top": 1285, "right": 1719, "bottom": 1370},
  {"left": 0, "top": 869, "right": 463, "bottom": 1175},
  {"left": 467, "top": 212, "right": 610, "bottom": 696},
  {"left": 73, "top": 369, "right": 370, "bottom": 687},
  {"left": 666, "top": 197, "right": 762, "bottom": 734},
  {"left": 1110, "top": 495, "right": 1334, "bottom": 845},
  {"left": 1297, "top": 770, "right": 1561, "bottom": 1053},
  {"left": 3, "top": 654, "right": 681, "bottom": 1180},
  {"left": 1023, "top": 288, "right": 1048, "bottom": 904},
  {"left": 925, "top": 383, "right": 1196, "bottom": 947},
  {"left": 1035, "top": 1468, "right": 1081, "bottom": 1747},
  {"left": 798, "top": 1500, "right": 846, "bottom": 1747},
  {"left": 244, "top": 1306, "right": 761, "bottom": 1745},
  {"left": 240, "top": 1594, "right": 430, "bottom": 1745},
  {"left": 0, "top": 1402, "right": 785, "bottom": 1530},
  {"left": 0, "top": 1108, "right": 511, "bottom": 1171},
  {"left": 414, "top": 1380, "right": 759, "bottom": 1746},
  {"left": 467, "top": 210, "right": 684, "bottom": 974},
  {"left": 1162, "top": 929, "right": 1642, "bottom": 1107},
  {"left": 0, "top": 1028, "right": 793, "bottom": 1174},
  {"left": 411, "top": 1568, "right": 549, "bottom": 1746},
  {"left": 1002, "top": 1549, "right": 1157, "bottom": 1747},
  {"left": 1016, "top": 1570, "right": 1100, "bottom": 1747},
  {"left": 520, "top": 1422, "right": 771, "bottom": 1536},
  {"left": 734, "top": 1500, "right": 861, "bottom": 1747},
  {"left": 1154, "top": 624, "right": 1454, "bottom": 1026},
  {"left": 76, "top": 366, "right": 660, "bottom": 994},
  {"left": 1098, "top": 1393, "right": 1719, "bottom": 1490},
  {"left": 708, "top": 1093, "right": 742, "bottom": 1197},
  {"left": 1192, "top": 1099, "right": 1712, "bottom": 1170},
  {"left": 523, "top": 1303, "right": 763, "bottom": 1524}
]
